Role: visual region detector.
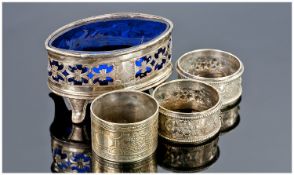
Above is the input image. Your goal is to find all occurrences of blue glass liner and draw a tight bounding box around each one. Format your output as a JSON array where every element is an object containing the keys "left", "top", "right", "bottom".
[{"left": 52, "top": 19, "right": 168, "bottom": 52}]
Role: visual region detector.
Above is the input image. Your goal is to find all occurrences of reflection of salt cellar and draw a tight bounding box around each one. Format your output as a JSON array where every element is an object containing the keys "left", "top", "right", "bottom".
[{"left": 45, "top": 13, "right": 173, "bottom": 123}]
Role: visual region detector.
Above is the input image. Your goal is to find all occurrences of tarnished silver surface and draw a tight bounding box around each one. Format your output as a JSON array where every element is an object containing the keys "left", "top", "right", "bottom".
[
  {"left": 67, "top": 98, "right": 88, "bottom": 123},
  {"left": 45, "top": 13, "right": 173, "bottom": 123},
  {"left": 152, "top": 79, "right": 222, "bottom": 144},
  {"left": 176, "top": 49, "right": 244, "bottom": 108},
  {"left": 92, "top": 153, "right": 157, "bottom": 173},
  {"left": 90, "top": 90, "right": 159, "bottom": 162},
  {"left": 157, "top": 135, "right": 219, "bottom": 172}
]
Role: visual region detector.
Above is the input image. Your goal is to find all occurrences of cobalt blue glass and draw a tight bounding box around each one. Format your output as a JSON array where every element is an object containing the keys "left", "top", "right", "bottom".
[
  {"left": 45, "top": 13, "right": 173, "bottom": 124},
  {"left": 51, "top": 19, "right": 167, "bottom": 52}
]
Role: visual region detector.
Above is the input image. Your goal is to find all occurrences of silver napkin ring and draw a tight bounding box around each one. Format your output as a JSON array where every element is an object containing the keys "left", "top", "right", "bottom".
[
  {"left": 176, "top": 49, "right": 244, "bottom": 109},
  {"left": 152, "top": 79, "right": 222, "bottom": 144},
  {"left": 90, "top": 90, "right": 159, "bottom": 162}
]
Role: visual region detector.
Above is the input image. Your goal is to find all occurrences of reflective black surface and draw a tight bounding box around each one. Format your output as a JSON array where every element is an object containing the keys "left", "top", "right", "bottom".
[
  {"left": 3, "top": 3, "right": 291, "bottom": 172},
  {"left": 157, "top": 134, "right": 220, "bottom": 173},
  {"left": 49, "top": 93, "right": 92, "bottom": 173},
  {"left": 48, "top": 93, "right": 226, "bottom": 173}
]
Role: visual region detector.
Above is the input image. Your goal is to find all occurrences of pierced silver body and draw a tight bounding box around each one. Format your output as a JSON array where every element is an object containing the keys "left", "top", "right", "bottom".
[{"left": 45, "top": 13, "right": 173, "bottom": 123}]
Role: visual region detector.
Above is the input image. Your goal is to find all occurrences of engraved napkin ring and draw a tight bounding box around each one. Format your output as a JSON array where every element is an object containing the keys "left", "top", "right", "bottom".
[
  {"left": 90, "top": 90, "right": 159, "bottom": 162},
  {"left": 152, "top": 79, "right": 222, "bottom": 143},
  {"left": 176, "top": 49, "right": 244, "bottom": 108}
]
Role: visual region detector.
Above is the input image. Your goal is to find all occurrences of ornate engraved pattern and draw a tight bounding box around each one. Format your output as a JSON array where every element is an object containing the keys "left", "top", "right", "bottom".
[
  {"left": 189, "top": 57, "right": 225, "bottom": 74},
  {"left": 176, "top": 49, "right": 244, "bottom": 108},
  {"left": 91, "top": 115, "right": 158, "bottom": 162},
  {"left": 178, "top": 73, "right": 242, "bottom": 107},
  {"left": 157, "top": 87, "right": 216, "bottom": 112},
  {"left": 159, "top": 110, "right": 221, "bottom": 143},
  {"left": 209, "top": 77, "right": 242, "bottom": 106},
  {"left": 153, "top": 80, "right": 222, "bottom": 143}
]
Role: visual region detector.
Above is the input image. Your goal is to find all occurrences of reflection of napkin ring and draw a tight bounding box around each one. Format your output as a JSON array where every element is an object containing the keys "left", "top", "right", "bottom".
[
  {"left": 91, "top": 90, "right": 159, "bottom": 162},
  {"left": 176, "top": 49, "right": 244, "bottom": 109},
  {"left": 220, "top": 97, "right": 241, "bottom": 133},
  {"left": 45, "top": 13, "right": 173, "bottom": 124},
  {"left": 51, "top": 137, "right": 91, "bottom": 173},
  {"left": 92, "top": 153, "right": 157, "bottom": 173},
  {"left": 152, "top": 79, "right": 222, "bottom": 144},
  {"left": 157, "top": 135, "right": 219, "bottom": 172}
]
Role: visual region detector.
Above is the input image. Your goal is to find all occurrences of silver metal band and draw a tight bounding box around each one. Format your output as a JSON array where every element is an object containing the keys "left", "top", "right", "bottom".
[
  {"left": 90, "top": 90, "right": 159, "bottom": 162},
  {"left": 176, "top": 49, "right": 244, "bottom": 108},
  {"left": 152, "top": 79, "right": 222, "bottom": 144}
]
